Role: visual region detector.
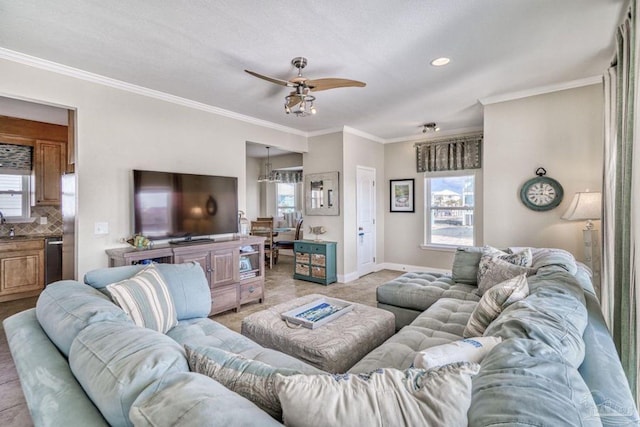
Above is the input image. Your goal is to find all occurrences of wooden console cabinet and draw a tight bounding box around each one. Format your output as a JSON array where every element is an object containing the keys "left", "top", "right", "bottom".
[
  {"left": 0, "top": 239, "right": 45, "bottom": 302},
  {"left": 106, "top": 236, "right": 265, "bottom": 315}
]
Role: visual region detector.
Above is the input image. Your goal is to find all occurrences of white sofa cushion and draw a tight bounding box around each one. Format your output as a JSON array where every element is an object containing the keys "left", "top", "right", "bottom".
[
  {"left": 413, "top": 336, "right": 502, "bottom": 369},
  {"left": 275, "top": 362, "right": 479, "bottom": 427}
]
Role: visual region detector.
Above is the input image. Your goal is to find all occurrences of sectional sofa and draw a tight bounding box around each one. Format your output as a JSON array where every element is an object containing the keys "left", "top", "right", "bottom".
[{"left": 3, "top": 248, "right": 639, "bottom": 426}]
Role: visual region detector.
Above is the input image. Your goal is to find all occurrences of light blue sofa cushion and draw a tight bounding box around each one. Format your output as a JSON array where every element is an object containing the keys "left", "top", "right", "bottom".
[
  {"left": 3, "top": 309, "right": 109, "bottom": 427},
  {"left": 451, "top": 246, "right": 484, "bottom": 284},
  {"left": 469, "top": 338, "right": 601, "bottom": 427},
  {"left": 130, "top": 372, "right": 282, "bottom": 427},
  {"left": 168, "top": 317, "right": 263, "bottom": 354},
  {"left": 69, "top": 322, "right": 189, "bottom": 427},
  {"left": 35, "top": 280, "right": 132, "bottom": 356},
  {"left": 377, "top": 271, "right": 479, "bottom": 312},
  {"left": 484, "top": 267, "right": 588, "bottom": 368},
  {"left": 84, "top": 262, "right": 211, "bottom": 320},
  {"left": 349, "top": 298, "right": 477, "bottom": 373},
  {"left": 579, "top": 291, "right": 640, "bottom": 426}
]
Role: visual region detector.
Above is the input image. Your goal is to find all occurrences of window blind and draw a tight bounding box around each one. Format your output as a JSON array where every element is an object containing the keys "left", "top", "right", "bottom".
[{"left": 0, "top": 144, "right": 33, "bottom": 175}]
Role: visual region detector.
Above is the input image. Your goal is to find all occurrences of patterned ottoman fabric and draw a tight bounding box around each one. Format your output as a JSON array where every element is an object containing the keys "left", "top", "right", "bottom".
[
  {"left": 377, "top": 271, "right": 480, "bottom": 312},
  {"left": 349, "top": 298, "right": 478, "bottom": 373},
  {"left": 241, "top": 294, "right": 395, "bottom": 373}
]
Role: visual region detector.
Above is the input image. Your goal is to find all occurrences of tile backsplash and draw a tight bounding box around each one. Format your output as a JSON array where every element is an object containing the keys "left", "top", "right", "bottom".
[{"left": 0, "top": 205, "right": 63, "bottom": 236}]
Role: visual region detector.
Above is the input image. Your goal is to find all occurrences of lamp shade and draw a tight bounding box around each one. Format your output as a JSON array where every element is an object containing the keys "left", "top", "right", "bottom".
[{"left": 561, "top": 191, "right": 602, "bottom": 221}]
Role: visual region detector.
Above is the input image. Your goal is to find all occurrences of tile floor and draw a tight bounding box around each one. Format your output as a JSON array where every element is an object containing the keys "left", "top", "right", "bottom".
[{"left": 0, "top": 255, "right": 400, "bottom": 426}]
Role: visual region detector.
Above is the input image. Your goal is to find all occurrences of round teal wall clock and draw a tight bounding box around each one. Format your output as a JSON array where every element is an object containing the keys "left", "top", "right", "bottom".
[{"left": 519, "top": 168, "right": 564, "bottom": 211}]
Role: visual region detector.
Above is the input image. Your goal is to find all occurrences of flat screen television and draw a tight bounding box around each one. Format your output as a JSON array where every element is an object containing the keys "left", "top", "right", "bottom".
[{"left": 133, "top": 169, "right": 238, "bottom": 241}]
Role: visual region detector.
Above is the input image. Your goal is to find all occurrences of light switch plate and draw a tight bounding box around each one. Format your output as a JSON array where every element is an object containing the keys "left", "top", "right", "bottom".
[
  {"left": 39, "top": 216, "right": 47, "bottom": 225},
  {"left": 94, "top": 222, "right": 109, "bottom": 235}
]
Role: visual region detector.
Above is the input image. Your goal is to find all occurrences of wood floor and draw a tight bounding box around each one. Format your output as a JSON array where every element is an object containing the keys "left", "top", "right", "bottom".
[{"left": 0, "top": 256, "right": 399, "bottom": 426}]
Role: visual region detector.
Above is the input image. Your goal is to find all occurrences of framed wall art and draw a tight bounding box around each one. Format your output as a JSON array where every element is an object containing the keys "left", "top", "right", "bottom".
[{"left": 390, "top": 179, "right": 415, "bottom": 213}]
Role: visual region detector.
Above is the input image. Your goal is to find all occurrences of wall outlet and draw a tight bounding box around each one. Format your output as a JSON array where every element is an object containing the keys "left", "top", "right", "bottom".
[
  {"left": 39, "top": 216, "right": 47, "bottom": 225},
  {"left": 94, "top": 222, "right": 109, "bottom": 235}
]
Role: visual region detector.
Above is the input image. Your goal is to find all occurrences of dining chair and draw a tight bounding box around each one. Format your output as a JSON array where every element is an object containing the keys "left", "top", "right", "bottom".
[
  {"left": 276, "top": 218, "right": 303, "bottom": 251},
  {"left": 250, "top": 219, "right": 279, "bottom": 268}
]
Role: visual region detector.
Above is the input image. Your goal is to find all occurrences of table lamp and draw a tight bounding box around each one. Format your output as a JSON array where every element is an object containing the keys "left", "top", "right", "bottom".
[
  {"left": 561, "top": 191, "right": 602, "bottom": 229},
  {"left": 561, "top": 191, "right": 602, "bottom": 294}
]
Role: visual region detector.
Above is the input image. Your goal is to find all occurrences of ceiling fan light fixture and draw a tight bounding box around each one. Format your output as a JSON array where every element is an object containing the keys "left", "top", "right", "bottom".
[{"left": 246, "top": 57, "right": 365, "bottom": 119}]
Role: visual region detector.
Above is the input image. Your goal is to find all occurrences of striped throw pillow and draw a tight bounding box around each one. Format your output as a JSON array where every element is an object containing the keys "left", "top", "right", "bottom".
[
  {"left": 463, "top": 274, "right": 529, "bottom": 338},
  {"left": 106, "top": 265, "right": 178, "bottom": 333}
]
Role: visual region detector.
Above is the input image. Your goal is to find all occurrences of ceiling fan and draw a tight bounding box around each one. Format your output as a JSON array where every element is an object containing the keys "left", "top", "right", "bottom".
[{"left": 245, "top": 57, "right": 366, "bottom": 117}]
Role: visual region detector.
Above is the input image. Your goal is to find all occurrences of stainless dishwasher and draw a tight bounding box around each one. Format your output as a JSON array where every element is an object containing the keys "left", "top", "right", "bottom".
[{"left": 45, "top": 236, "right": 63, "bottom": 285}]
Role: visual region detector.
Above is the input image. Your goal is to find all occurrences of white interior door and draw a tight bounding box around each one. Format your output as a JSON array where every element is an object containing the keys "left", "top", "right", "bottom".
[{"left": 357, "top": 166, "right": 376, "bottom": 277}]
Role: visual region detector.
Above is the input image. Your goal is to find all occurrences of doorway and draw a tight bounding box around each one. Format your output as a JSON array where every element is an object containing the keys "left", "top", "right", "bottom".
[
  {"left": 0, "top": 96, "right": 77, "bottom": 280},
  {"left": 356, "top": 166, "right": 376, "bottom": 277}
]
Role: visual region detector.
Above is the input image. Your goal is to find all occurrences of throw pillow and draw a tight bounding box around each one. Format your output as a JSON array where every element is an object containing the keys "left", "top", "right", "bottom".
[
  {"left": 464, "top": 274, "right": 529, "bottom": 338},
  {"left": 477, "top": 256, "right": 536, "bottom": 295},
  {"left": 106, "top": 264, "right": 178, "bottom": 333},
  {"left": 275, "top": 362, "right": 479, "bottom": 427},
  {"left": 451, "top": 247, "right": 484, "bottom": 285},
  {"left": 477, "top": 248, "right": 533, "bottom": 290},
  {"left": 185, "top": 345, "right": 300, "bottom": 421},
  {"left": 413, "top": 336, "right": 502, "bottom": 369}
]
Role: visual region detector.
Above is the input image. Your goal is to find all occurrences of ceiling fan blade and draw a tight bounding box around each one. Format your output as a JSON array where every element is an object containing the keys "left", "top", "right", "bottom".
[
  {"left": 306, "top": 78, "right": 366, "bottom": 92},
  {"left": 245, "top": 70, "right": 294, "bottom": 87}
]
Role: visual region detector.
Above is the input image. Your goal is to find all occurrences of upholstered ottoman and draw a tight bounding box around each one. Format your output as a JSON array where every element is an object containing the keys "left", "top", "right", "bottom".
[
  {"left": 240, "top": 294, "right": 395, "bottom": 373},
  {"left": 377, "top": 271, "right": 480, "bottom": 329}
]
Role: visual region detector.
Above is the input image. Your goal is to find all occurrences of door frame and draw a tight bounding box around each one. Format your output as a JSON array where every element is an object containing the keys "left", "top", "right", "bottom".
[{"left": 356, "top": 166, "right": 377, "bottom": 277}]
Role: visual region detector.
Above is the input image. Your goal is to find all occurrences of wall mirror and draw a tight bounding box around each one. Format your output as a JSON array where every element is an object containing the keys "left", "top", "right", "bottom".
[{"left": 305, "top": 171, "right": 339, "bottom": 216}]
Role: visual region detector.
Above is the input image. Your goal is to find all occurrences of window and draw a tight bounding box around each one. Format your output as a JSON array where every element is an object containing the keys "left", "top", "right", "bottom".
[
  {"left": 424, "top": 172, "right": 475, "bottom": 247},
  {"left": 0, "top": 174, "right": 31, "bottom": 219},
  {"left": 276, "top": 182, "right": 296, "bottom": 218}
]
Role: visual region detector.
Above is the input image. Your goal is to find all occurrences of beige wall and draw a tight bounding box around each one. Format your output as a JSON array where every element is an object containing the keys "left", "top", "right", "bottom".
[
  {"left": 382, "top": 84, "right": 604, "bottom": 269},
  {"left": 245, "top": 156, "right": 261, "bottom": 220},
  {"left": 483, "top": 84, "right": 604, "bottom": 261},
  {"left": 383, "top": 140, "right": 458, "bottom": 269},
  {"left": 0, "top": 58, "right": 307, "bottom": 277},
  {"left": 303, "top": 132, "right": 345, "bottom": 274},
  {"left": 343, "top": 131, "right": 385, "bottom": 279}
]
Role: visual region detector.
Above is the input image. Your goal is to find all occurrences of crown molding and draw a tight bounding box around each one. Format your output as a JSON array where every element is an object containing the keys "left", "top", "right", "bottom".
[
  {"left": 343, "top": 126, "right": 386, "bottom": 143},
  {"left": 479, "top": 75, "right": 603, "bottom": 106},
  {"left": 0, "top": 48, "right": 307, "bottom": 137},
  {"left": 306, "top": 126, "right": 387, "bottom": 143}
]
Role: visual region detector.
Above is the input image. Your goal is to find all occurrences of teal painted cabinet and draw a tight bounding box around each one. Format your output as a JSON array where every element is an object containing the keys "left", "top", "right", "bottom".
[{"left": 293, "top": 240, "right": 337, "bottom": 285}]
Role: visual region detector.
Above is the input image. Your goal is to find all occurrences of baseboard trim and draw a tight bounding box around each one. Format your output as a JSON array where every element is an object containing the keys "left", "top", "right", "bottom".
[{"left": 378, "top": 263, "right": 451, "bottom": 274}]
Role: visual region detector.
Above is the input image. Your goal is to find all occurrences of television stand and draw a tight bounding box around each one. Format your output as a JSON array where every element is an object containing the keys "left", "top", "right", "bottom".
[
  {"left": 169, "top": 238, "right": 214, "bottom": 246},
  {"left": 105, "top": 236, "right": 266, "bottom": 316}
]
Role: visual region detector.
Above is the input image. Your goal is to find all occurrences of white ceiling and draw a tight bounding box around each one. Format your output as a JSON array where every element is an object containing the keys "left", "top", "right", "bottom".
[{"left": 0, "top": 1, "right": 627, "bottom": 141}]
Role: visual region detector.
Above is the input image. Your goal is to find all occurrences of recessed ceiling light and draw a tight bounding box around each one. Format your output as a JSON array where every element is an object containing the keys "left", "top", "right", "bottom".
[{"left": 430, "top": 57, "right": 451, "bottom": 67}]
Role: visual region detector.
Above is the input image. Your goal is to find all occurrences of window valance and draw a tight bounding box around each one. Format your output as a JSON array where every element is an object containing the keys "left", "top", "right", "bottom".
[
  {"left": 0, "top": 143, "right": 33, "bottom": 175},
  {"left": 273, "top": 170, "right": 303, "bottom": 183},
  {"left": 415, "top": 134, "right": 483, "bottom": 172}
]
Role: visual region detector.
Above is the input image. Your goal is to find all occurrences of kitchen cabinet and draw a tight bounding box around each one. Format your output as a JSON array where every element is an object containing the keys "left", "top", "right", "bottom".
[
  {"left": 293, "top": 240, "right": 337, "bottom": 285},
  {"left": 34, "top": 139, "right": 65, "bottom": 206},
  {"left": 106, "top": 236, "right": 265, "bottom": 315},
  {"left": 0, "top": 239, "right": 45, "bottom": 302}
]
